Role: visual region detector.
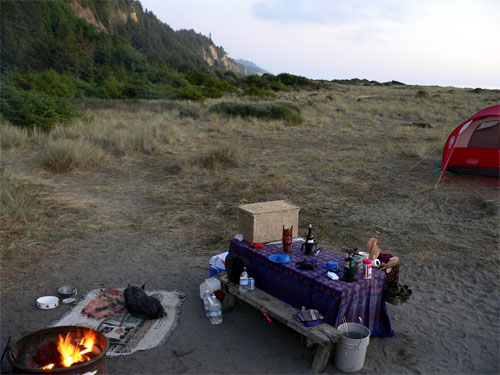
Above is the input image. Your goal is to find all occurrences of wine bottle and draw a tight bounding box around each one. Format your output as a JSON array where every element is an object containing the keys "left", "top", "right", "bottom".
[{"left": 306, "top": 224, "right": 314, "bottom": 243}]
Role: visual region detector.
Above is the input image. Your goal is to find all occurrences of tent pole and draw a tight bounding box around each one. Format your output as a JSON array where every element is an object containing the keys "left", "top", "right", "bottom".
[{"left": 435, "top": 133, "right": 462, "bottom": 189}]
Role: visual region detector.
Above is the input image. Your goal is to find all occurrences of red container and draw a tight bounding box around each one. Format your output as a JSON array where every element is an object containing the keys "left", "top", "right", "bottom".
[{"left": 363, "top": 259, "right": 372, "bottom": 279}]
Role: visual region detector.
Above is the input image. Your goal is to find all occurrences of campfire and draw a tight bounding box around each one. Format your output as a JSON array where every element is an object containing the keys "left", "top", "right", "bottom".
[
  {"left": 8, "top": 326, "right": 108, "bottom": 374},
  {"left": 38, "top": 328, "right": 100, "bottom": 369}
]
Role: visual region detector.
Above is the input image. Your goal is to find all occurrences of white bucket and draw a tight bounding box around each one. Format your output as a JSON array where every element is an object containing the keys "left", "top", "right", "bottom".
[{"left": 335, "top": 323, "right": 370, "bottom": 373}]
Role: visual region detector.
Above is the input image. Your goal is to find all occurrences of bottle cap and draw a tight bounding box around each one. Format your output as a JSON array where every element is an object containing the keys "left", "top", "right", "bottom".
[{"left": 363, "top": 258, "right": 372, "bottom": 264}]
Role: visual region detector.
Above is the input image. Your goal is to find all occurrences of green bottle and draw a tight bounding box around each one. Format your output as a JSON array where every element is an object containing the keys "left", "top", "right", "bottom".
[{"left": 306, "top": 224, "right": 314, "bottom": 243}]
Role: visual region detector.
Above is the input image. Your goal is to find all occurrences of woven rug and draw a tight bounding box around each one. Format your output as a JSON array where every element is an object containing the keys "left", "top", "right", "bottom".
[{"left": 51, "top": 288, "right": 185, "bottom": 357}]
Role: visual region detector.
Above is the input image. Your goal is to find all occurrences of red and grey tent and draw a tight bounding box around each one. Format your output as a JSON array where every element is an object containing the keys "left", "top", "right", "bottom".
[{"left": 440, "top": 105, "right": 500, "bottom": 179}]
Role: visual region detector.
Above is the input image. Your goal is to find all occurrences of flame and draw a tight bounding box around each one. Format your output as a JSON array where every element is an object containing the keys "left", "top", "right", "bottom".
[
  {"left": 57, "top": 329, "right": 97, "bottom": 367},
  {"left": 41, "top": 364, "right": 54, "bottom": 369}
]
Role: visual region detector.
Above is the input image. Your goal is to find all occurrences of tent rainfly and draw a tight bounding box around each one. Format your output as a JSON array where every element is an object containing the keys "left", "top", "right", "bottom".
[{"left": 440, "top": 105, "right": 500, "bottom": 179}]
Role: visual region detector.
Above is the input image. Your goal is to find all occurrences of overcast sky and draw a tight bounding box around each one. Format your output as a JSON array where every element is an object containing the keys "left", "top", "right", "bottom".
[{"left": 140, "top": 0, "right": 500, "bottom": 89}]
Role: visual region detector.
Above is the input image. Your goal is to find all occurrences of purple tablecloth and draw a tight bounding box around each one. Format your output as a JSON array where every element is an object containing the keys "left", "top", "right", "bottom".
[{"left": 228, "top": 238, "right": 394, "bottom": 337}]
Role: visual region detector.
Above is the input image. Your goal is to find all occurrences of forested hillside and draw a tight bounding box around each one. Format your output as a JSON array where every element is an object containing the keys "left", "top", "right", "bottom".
[
  {"left": 0, "top": 0, "right": 246, "bottom": 90},
  {"left": 0, "top": 0, "right": 320, "bottom": 128}
]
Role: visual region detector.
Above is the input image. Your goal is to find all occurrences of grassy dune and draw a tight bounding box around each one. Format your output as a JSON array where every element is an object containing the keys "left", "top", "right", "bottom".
[{"left": 1, "top": 83, "right": 499, "bottom": 288}]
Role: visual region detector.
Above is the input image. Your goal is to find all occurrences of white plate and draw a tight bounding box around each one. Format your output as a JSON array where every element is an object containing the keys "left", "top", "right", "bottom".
[{"left": 37, "top": 296, "right": 59, "bottom": 309}]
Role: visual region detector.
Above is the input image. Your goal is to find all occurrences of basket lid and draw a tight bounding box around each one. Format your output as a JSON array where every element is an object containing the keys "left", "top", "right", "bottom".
[{"left": 238, "top": 200, "right": 300, "bottom": 214}]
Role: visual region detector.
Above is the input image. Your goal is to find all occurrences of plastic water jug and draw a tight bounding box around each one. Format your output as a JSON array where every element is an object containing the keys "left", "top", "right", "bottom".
[{"left": 207, "top": 293, "right": 222, "bottom": 324}]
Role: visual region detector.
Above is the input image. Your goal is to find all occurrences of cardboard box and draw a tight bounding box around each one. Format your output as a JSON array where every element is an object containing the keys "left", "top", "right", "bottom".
[{"left": 238, "top": 200, "right": 300, "bottom": 243}]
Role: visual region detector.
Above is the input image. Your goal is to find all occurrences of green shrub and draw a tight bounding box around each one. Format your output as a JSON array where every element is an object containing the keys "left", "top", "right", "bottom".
[
  {"left": 269, "top": 81, "right": 291, "bottom": 92},
  {"left": 176, "top": 85, "right": 205, "bottom": 101},
  {"left": 148, "top": 67, "right": 189, "bottom": 87},
  {"left": 97, "top": 74, "right": 126, "bottom": 99},
  {"left": 277, "top": 73, "right": 317, "bottom": 89},
  {"left": 203, "top": 85, "right": 225, "bottom": 99},
  {"left": 415, "top": 90, "right": 429, "bottom": 99},
  {"left": 383, "top": 80, "right": 405, "bottom": 86},
  {"left": 244, "top": 85, "right": 277, "bottom": 98},
  {"left": 208, "top": 101, "right": 303, "bottom": 124},
  {"left": 185, "top": 70, "right": 209, "bottom": 86},
  {"left": 12, "top": 70, "right": 83, "bottom": 98},
  {"left": 178, "top": 105, "right": 202, "bottom": 119},
  {"left": 121, "top": 75, "right": 151, "bottom": 98},
  {"left": 0, "top": 85, "right": 80, "bottom": 130}
]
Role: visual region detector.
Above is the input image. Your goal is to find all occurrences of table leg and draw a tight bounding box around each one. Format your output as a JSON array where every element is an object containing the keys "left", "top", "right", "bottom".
[
  {"left": 300, "top": 336, "right": 315, "bottom": 349},
  {"left": 222, "top": 293, "right": 236, "bottom": 312},
  {"left": 311, "top": 344, "right": 332, "bottom": 373}
]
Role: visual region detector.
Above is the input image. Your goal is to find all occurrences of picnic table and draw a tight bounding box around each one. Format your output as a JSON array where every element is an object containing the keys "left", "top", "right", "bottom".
[{"left": 228, "top": 238, "right": 394, "bottom": 338}]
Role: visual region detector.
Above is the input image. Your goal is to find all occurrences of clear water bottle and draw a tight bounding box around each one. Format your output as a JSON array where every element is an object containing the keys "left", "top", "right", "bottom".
[
  {"left": 239, "top": 266, "right": 249, "bottom": 293},
  {"left": 207, "top": 293, "right": 222, "bottom": 324},
  {"left": 202, "top": 289, "right": 211, "bottom": 318}
]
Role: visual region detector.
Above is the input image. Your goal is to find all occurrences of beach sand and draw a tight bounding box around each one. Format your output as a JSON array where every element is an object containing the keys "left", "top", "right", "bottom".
[{"left": 1, "top": 231, "right": 498, "bottom": 374}]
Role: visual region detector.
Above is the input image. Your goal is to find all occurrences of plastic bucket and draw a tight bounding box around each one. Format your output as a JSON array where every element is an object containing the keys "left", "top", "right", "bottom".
[{"left": 335, "top": 323, "right": 370, "bottom": 373}]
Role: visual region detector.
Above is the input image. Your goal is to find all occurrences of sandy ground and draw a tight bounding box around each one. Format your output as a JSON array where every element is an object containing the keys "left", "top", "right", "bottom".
[
  {"left": 1, "top": 163, "right": 499, "bottom": 374},
  {"left": 1, "top": 231, "right": 499, "bottom": 374}
]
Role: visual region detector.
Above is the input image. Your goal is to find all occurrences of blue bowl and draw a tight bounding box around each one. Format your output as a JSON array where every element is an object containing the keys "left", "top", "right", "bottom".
[
  {"left": 269, "top": 254, "right": 293, "bottom": 263},
  {"left": 326, "top": 261, "right": 339, "bottom": 272}
]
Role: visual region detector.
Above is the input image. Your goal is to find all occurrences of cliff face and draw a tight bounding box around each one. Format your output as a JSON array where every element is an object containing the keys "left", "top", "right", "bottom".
[
  {"left": 203, "top": 44, "right": 247, "bottom": 75},
  {"left": 68, "top": 1, "right": 106, "bottom": 32},
  {"left": 68, "top": 0, "right": 247, "bottom": 75},
  {"left": 69, "top": 0, "right": 141, "bottom": 32}
]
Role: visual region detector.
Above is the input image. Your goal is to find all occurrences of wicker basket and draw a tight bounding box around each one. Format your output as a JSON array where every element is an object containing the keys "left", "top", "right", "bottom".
[
  {"left": 380, "top": 260, "right": 400, "bottom": 287},
  {"left": 238, "top": 200, "right": 300, "bottom": 243}
]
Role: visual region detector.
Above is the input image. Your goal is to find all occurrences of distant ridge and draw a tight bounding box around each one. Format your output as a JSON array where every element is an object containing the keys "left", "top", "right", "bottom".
[{"left": 234, "top": 59, "right": 270, "bottom": 76}]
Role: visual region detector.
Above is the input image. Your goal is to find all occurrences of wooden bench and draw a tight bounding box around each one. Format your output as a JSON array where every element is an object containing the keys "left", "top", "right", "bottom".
[{"left": 217, "top": 273, "right": 341, "bottom": 373}]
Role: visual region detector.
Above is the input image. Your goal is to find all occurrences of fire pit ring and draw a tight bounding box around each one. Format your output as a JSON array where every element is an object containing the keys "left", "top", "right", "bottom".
[{"left": 8, "top": 325, "right": 109, "bottom": 374}]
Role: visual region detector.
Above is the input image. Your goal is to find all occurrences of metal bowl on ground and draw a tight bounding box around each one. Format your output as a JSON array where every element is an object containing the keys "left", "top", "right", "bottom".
[{"left": 58, "top": 286, "right": 77, "bottom": 299}]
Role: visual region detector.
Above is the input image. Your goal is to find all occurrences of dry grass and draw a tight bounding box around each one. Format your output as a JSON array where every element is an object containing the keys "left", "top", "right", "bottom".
[
  {"left": 41, "top": 138, "right": 107, "bottom": 172},
  {"left": 0, "top": 174, "right": 32, "bottom": 223},
  {"left": 50, "top": 110, "right": 184, "bottom": 156},
  {"left": 195, "top": 146, "right": 240, "bottom": 169},
  {"left": 1, "top": 83, "right": 499, "bottom": 269},
  {"left": 0, "top": 173, "right": 96, "bottom": 268},
  {"left": 0, "top": 123, "right": 29, "bottom": 149}
]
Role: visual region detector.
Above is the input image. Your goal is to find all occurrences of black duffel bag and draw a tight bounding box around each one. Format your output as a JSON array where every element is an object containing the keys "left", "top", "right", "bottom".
[{"left": 224, "top": 252, "right": 250, "bottom": 284}]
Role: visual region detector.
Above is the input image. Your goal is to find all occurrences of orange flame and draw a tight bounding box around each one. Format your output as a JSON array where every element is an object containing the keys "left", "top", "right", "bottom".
[
  {"left": 41, "top": 364, "right": 54, "bottom": 369},
  {"left": 57, "top": 329, "right": 97, "bottom": 367}
]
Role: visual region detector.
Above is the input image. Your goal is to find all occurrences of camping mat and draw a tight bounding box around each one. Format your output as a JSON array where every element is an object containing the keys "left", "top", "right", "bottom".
[{"left": 51, "top": 288, "right": 185, "bottom": 357}]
